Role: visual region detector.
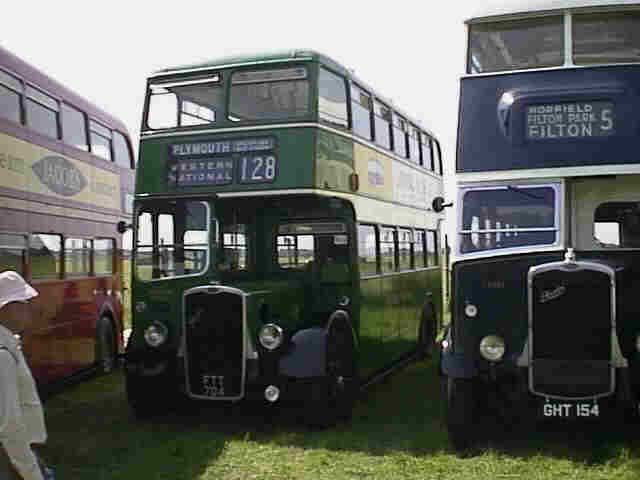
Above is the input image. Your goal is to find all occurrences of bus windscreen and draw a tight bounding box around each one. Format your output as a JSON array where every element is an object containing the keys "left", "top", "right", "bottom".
[{"left": 468, "top": 16, "right": 564, "bottom": 73}]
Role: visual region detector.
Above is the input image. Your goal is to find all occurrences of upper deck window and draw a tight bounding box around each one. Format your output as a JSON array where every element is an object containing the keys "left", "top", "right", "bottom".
[
  {"left": 351, "top": 84, "right": 372, "bottom": 140},
  {"left": 319, "top": 67, "right": 348, "bottom": 128},
  {"left": 147, "top": 74, "right": 222, "bottom": 130},
  {"left": 25, "top": 85, "right": 59, "bottom": 139},
  {"left": 62, "top": 103, "right": 88, "bottom": 151},
  {"left": 468, "top": 16, "right": 564, "bottom": 73},
  {"left": 373, "top": 100, "right": 391, "bottom": 150},
  {"left": 0, "top": 69, "right": 21, "bottom": 124},
  {"left": 229, "top": 67, "right": 309, "bottom": 121},
  {"left": 573, "top": 12, "right": 640, "bottom": 65},
  {"left": 459, "top": 184, "right": 558, "bottom": 254}
]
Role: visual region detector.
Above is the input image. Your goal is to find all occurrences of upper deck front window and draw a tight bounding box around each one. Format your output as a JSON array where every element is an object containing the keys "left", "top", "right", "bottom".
[
  {"left": 229, "top": 67, "right": 309, "bottom": 121},
  {"left": 468, "top": 16, "right": 564, "bottom": 73},
  {"left": 147, "top": 74, "right": 222, "bottom": 130},
  {"left": 573, "top": 12, "right": 640, "bottom": 65},
  {"left": 459, "top": 184, "right": 559, "bottom": 254}
]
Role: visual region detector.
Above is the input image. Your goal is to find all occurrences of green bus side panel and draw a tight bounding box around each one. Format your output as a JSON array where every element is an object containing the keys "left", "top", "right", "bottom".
[
  {"left": 358, "top": 269, "right": 441, "bottom": 378},
  {"left": 316, "top": 129, "right": 354, "bottom": 191},
  {"left": 136, "top": 128, "right": 317, "bottom": 195}
]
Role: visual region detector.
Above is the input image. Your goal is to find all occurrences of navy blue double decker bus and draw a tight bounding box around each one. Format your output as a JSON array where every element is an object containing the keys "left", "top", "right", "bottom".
[{"left": 442, "top": 1, "right": 640, "bottom": 450}]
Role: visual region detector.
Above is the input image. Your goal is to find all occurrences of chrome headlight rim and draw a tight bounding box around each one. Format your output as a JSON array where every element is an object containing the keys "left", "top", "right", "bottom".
[
  {"left": 479, "top": 334, "right": 505, "bottom": 362},
  {"left": 259, "top": 323, "right": 283, "bottom": 351},
  {"left": 144, "top": 321, "right": 169, "bottom": 348}
]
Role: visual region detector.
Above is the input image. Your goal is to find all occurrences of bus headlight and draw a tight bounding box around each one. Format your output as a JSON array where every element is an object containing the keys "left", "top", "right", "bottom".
[
  {"left": 465, "top": 304, "right": 478, "bottom": 318},
  {"left": 636, "top": 334, "right": 640, "bottom": 353},
  {"left": 259, "top": 324, "right": 283, "bottom": 350},
  {"left": 479, "top": 335, "right": 505, "bottom": 362},
  {"left": 144, "top": 322, "right": 168, "bottom": 348}
]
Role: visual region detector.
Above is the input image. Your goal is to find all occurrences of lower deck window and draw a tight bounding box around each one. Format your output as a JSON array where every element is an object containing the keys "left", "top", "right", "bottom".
[
  {"left": 94, "top": 239, "right": 114, "bottom": 274},
  {"left": 221, "top": 226, "right": 249, "bottom": 271},
  {"left": 0, "top": 233, "right": 27, "bottom": 274},
  {"left": 31, "top": 234, "right": 62, "bottom": 279},
  {"left": 276, "top": 222, "right": 349, "bottom": 282},
  {"left": 65, "top": 238, "right": 92, "bottom": 276},
  {"left": 380, "top": 227, "right": 397, "bottom": 273},
  {"left": 357, "top": 224, "right": 377, "bottom": 277},
  {"left": 459, "top": 184, "right": 559, "bottom": 254},
  {"left": 277, "top": 234, "right": 314, "bottom": 270},
  {"left": 135, "top": 201, "right": 210, "bottom": 280},
  {"left": 594, "top": 202, "right": 640, "bottom": 248}
]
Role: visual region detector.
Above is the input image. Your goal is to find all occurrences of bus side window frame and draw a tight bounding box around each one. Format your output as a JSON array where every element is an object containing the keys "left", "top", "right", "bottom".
[
  {"left": 317, "top": 65, "right": 349, "bottom": 130},
  {"left": 0, "top": 67, "right": 24, "bottom": 125},
  {"left": 349, "top": 82, "right": 373, "bottom": 141},
  {"left": 24, "top": 83, "right": 60, "bottom": 140}
]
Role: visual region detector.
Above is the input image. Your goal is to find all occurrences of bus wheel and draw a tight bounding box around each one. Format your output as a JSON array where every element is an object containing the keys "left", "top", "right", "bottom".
[
  {"left": 418, "top": 303, "right": 437, "bottom": 359},
  {"left": 308, "top": 322, "right": 358, "bottom": 428},
  {"left": 96, "top": 316, "right": 116, "bottom": 375},
  {"left": 444, "top": 376, "right": 477, "bottom": 453},
  {"left": 126, "top": 373, "right": 154, "bottom": 419}
]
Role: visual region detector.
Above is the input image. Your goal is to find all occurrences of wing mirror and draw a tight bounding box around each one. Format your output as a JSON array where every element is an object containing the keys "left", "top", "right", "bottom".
[
  {"left": 117, "top": 221, "right": 132, "bottom": 234},
  {"left": 432, "top": 196, "right": 453, "bottom": 213}
]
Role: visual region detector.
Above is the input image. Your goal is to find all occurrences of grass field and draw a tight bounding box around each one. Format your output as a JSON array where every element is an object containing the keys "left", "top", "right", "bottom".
[{"left": 39, "top": 360, "right": 640, "bottom": 480}]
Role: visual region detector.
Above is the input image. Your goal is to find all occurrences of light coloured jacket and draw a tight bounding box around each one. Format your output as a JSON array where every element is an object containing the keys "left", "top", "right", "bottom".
[{"left": 0, "top": 325, "right": 46, "bottom": 480}]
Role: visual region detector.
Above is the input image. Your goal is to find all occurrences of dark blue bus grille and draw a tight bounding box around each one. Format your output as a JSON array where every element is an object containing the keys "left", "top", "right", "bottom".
[
  {"left": 531, "top": 268, "right": 612, "bottom": 398},
  {"left": 184, "top": 291, "right": 244, "bottom": 399}
]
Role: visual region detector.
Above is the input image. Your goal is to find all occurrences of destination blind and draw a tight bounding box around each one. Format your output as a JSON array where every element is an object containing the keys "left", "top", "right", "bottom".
[
  {"left": 167, "top": 137, "right": 277, "bottom": 186},
  {"left": 526, "top": 102, "right": 615, "bottom": 140}
]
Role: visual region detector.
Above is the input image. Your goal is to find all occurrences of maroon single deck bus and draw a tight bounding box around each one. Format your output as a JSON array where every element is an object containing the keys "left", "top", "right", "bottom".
[{"left": 0, "top": 44, "right": 135, "bottom": 388}]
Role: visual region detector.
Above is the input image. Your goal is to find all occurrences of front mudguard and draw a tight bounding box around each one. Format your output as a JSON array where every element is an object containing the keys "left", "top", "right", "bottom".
[
  {"left": 440, "top": 350, "right": 477, "bottom": 379},
  {"left": 439, "top": 326, "right": 477, "bottom": 379},
  {"left": 279, "top": 327, "right": 327, "bottom": 378}
]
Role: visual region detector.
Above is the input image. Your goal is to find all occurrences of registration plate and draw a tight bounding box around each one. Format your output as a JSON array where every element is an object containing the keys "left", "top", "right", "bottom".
[
  {"left": 202, "top": 375, "right": 225, "bottom": 397},
  {"left": 541, "top": 402, "right": 599, "bottom": 418}
]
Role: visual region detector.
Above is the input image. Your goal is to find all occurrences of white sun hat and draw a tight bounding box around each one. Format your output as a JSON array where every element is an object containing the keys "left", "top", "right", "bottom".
[{"left": 0, "top": 271, "right": 38, "bottom": 309}]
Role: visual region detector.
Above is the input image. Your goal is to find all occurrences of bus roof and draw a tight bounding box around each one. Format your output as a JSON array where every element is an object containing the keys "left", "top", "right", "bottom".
[
  {"left": 0, "top": 44, "right": 130, "bottom": 135},
  {"left": 466, "top": 0, "right": 640, "bottom": 23},
  {"left": 149, "top": 49, "right": 433, "bottom": 135},
  {"left": 151, "top": 49, "right": 348, "bottom": 77}
]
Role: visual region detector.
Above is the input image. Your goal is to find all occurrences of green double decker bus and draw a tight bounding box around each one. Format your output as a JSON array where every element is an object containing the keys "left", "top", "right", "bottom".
[{"left": 125, "top": 50, "right": 445, "bottom": 424}]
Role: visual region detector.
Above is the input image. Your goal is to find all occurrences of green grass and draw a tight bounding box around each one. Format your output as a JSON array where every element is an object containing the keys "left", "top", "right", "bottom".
[{"left": 39, "top": 361, "right": 640, "bottom": 480}]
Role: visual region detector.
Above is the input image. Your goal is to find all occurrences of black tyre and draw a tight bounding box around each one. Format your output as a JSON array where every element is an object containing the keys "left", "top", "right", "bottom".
[
  {"left": 125, "top": 372, "right": 172, "bottom": 420},
  {"left": 306, "top": 319, "right": 358, "bottom": 428},
  {"left": 96, "top": 316, "right": 116, "bottom": 374},
  {"left": 418, "top": 303, "right": 437, "bottom": 359},
  {"left": 126, "top": 373, "right": 155, "bottom": 419},
  {"left": 444, "top": 376, "right": 477, "bottom": 453}
]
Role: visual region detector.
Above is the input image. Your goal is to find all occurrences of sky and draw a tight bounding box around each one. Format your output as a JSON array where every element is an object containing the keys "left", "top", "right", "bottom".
[{"left": 2, "top": 0, "right": 505, "bottom": 240}]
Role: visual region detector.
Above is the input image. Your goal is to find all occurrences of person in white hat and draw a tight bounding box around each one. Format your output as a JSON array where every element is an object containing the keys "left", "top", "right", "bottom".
[{"left": 0, "top": 271, "right": 50, "bottom": 480}]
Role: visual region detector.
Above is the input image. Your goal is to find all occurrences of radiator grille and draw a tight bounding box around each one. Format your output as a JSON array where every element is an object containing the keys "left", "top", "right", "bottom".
[
  {"left": 184, "top": 290, "right": 244, "bottom": 399},
  {"left": 530, "top": 265, "right": 613, "bottom": 398}
]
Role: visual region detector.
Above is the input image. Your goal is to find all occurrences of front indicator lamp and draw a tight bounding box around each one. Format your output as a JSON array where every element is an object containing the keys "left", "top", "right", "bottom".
[
  {"left": 479, "top": 335, "right": 505, "bottom": 362},
  {"left": 144, "top": 322, "right": 168, "bottom": 348},
  {"left": 259, "top": 323, "right": 283, "bottom": 350}
]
